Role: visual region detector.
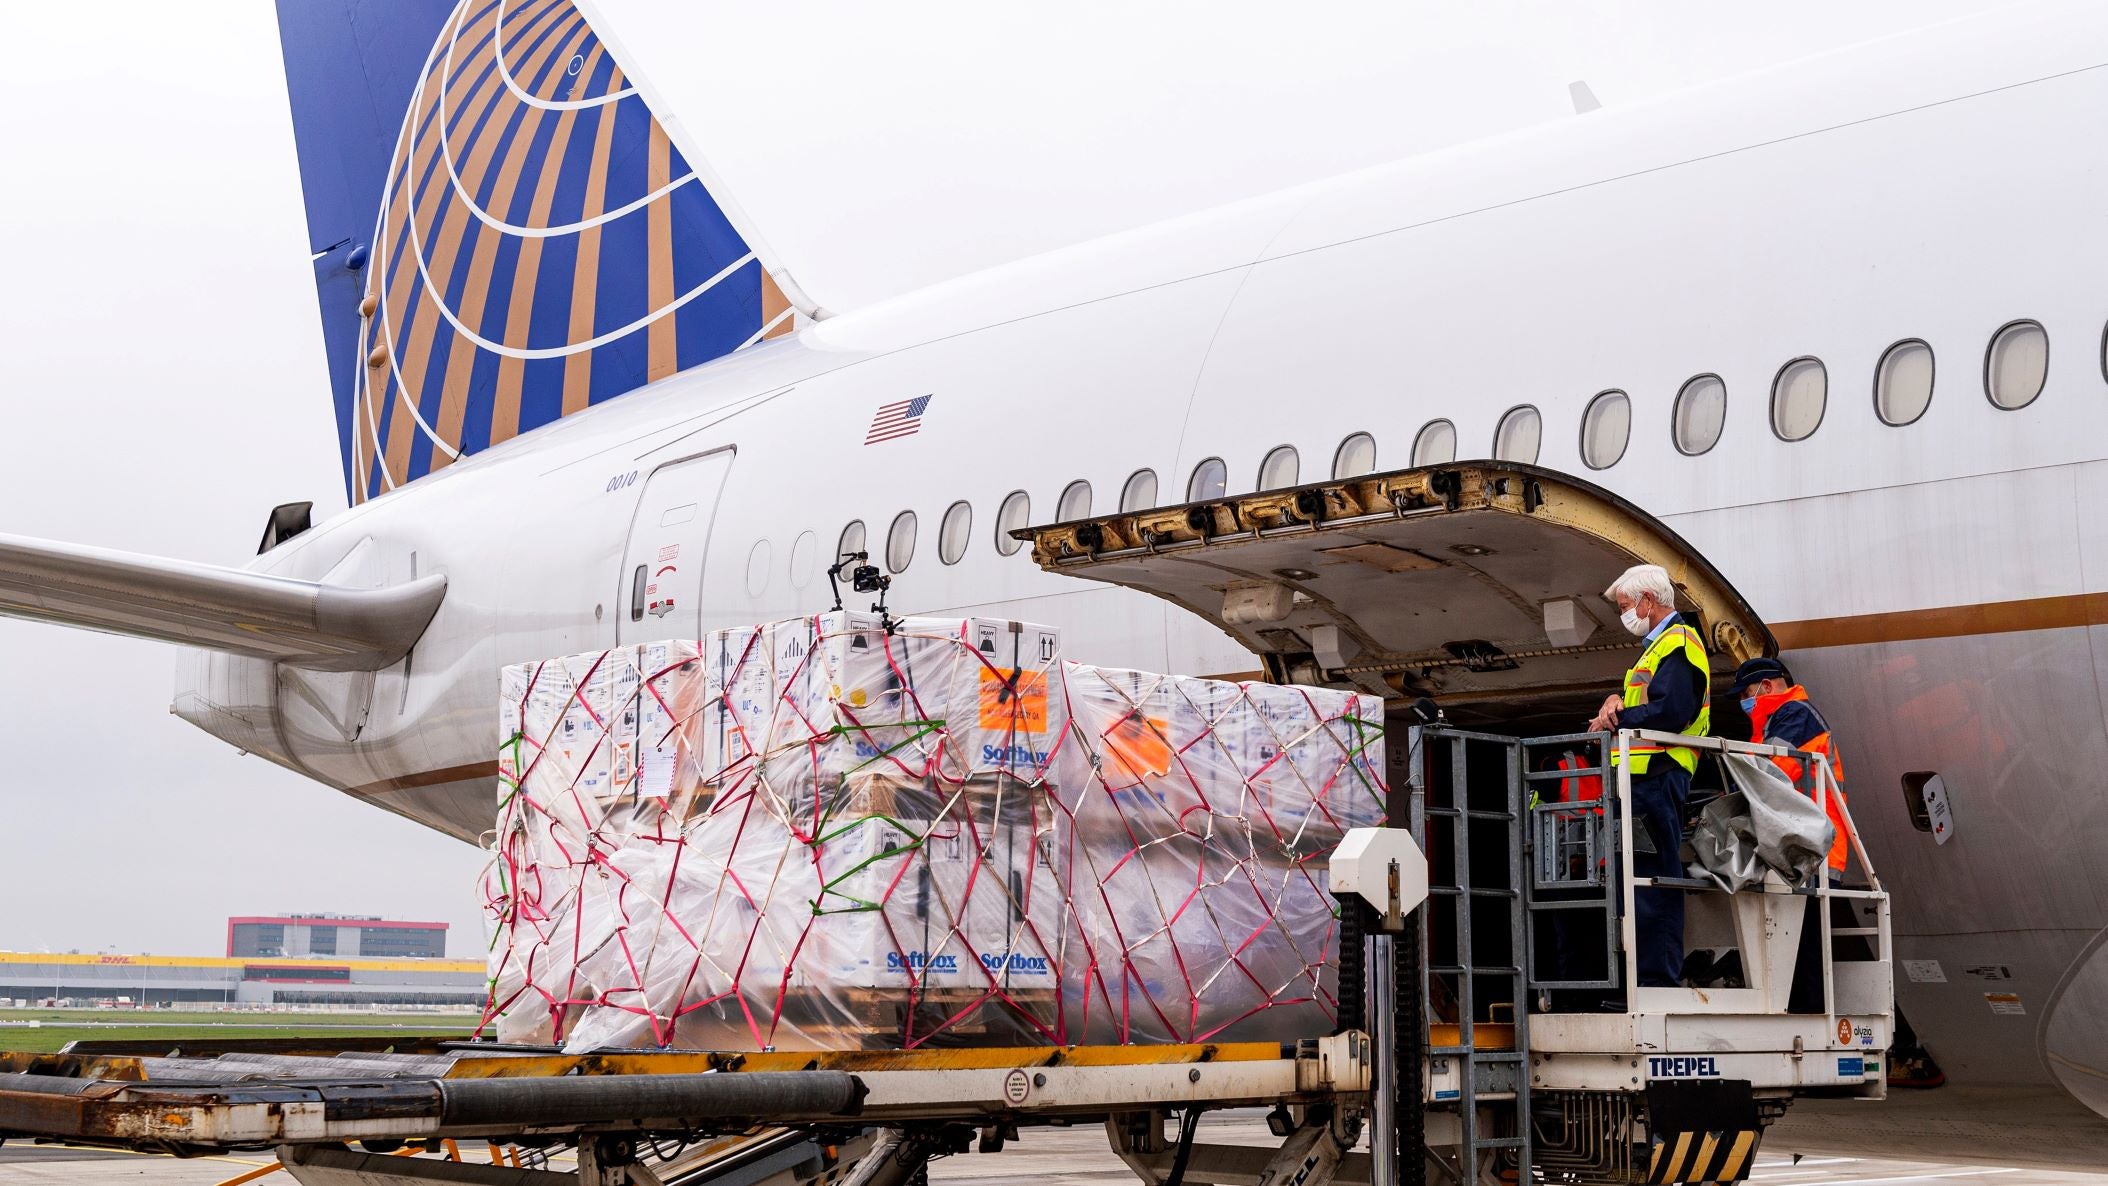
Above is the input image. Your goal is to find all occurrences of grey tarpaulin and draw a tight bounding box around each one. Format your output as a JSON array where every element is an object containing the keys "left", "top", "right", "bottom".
[{"left": 1687, "top": 753, "right": 1833, "bottom": 891}]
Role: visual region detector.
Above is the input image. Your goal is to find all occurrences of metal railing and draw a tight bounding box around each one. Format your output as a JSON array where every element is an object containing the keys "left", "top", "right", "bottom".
[
  {"left": 1517, "top": 728, "right": 1890, "bottom": 1016},
  {"left": 1522, "top": 732, "right": 1621, "bottom": 994},
  {"left": 1402, "top": 725, "right": 1532, "bottom": 1179},
  {"left": 1624, "top": 729, "right": 1885, "bottom": 1018}
]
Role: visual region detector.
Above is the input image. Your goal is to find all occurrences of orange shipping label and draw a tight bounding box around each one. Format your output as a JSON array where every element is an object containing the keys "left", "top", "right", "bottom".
[
  {"left": 1105, "top": 715, "right": 1174, "bottom": 783},
  {"left": 978, "top": 667, "right": 1049, "bottom": 733}
]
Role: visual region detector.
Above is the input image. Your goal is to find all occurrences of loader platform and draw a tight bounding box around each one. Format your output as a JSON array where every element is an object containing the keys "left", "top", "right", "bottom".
[
  {"left": 0, "top": 725, "right": 1891, "bottom": 1186},
  {"left": 0, "top": 1037, "right": 1365, "bottom": 1154}
]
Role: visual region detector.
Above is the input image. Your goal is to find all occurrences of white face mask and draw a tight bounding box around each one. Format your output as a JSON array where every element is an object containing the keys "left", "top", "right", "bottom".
[{"left": 1620, "top": 605, "right": 1648, "bottom": 636}]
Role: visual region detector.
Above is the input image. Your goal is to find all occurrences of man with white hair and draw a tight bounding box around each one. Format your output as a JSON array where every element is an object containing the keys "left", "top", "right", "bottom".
[{"left": 1587, "top": 563, "right": 1710, "bottom": 987}]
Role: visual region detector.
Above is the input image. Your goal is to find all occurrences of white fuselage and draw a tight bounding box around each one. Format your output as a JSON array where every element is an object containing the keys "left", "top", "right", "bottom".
[{"left": 171, "top": 1, "right": 2108, "bottom": 1161}]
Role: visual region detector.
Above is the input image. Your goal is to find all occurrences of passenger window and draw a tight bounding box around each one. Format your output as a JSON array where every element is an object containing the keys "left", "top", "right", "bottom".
[
  {"left": 1986, "top": 320, "right": 2047, "bottom": 409},
  {"left": 1771, "top": 357, "right": 1827, "bottom": 441},
  {"left": 1057, "top": 480, "right": 1092, "bottom": 521},
  {"left": 788, "top": 530, "right": 817, "bottom": 589},
  {"left": 994, "top": 491, "right": 1030, "bottom": 556},
  {"left": 1579, "top": 390, "right": 1630, "bottom": 470},
  {"left": 1874, "top": 339, "right": 1934, "bottom": 426},
  {"left": 837, "top": 519, "right": 866, "bottom": 564},
  {"left": 745, "top": 539, "right": 771, "bottom": 597},
  {"left": 1257, "top": 445, "right": 1300, "bottom": 491},
  {"left": 1411, "top": 420, "right": 1456, "bottom": 466},
  {"left": 885, "top": 510, "right": 917, "bottom": 573},
  {"left": 1672, "top": 375, "right": 1726, "bottom": 455},
  {"left": 1492, "top": 405, "right": 1541, "bottom": 464},
  {"left": 1187, "top": 457, "right": 1227, "bottom": 501},
  {"left": 938, "top": 500, "right": 972, "bottom": 565},
  {"left": 1332, "top": 432, "right": 1377, "bottom": 478},
  {"left": 1120, "top": 469, "right": 1158, "bottom": 512}
]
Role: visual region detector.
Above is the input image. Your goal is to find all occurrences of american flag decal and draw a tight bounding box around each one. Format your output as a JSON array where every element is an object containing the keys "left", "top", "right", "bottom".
[{"left": 865, "top": 395, "right": 933, "bottom": 444}]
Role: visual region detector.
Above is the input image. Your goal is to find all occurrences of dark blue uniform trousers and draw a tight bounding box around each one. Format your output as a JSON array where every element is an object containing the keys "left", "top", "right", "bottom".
[{"left": 1629, "top": 763, "right": 1691, "bottom": 987}]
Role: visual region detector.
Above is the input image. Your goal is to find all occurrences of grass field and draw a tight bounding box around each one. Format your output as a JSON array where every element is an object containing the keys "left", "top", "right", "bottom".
[{"left": 0, "top": 1008, "right": 477, "bottom": 1054}]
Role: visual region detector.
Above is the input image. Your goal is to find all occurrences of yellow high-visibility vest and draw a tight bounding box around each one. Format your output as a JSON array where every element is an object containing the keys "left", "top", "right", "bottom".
[{"left": 1613, "top": 620, "right": 1710, "bottom": 775}]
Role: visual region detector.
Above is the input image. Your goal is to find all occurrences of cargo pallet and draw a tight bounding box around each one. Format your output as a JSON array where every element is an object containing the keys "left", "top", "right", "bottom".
[{"left": 0, "top": 730, "right": 1890, "bottom": 1186}]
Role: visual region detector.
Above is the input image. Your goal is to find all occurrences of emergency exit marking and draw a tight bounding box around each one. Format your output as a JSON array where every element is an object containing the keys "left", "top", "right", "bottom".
[{"left": 1985, "top": 992, "right": 2026, "bottom": 1015}]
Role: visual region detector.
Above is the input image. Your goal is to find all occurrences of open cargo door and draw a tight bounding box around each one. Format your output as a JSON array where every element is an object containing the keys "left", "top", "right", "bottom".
[{"left": 1018, "top": 463, "right": 1772, "bottom": 725}]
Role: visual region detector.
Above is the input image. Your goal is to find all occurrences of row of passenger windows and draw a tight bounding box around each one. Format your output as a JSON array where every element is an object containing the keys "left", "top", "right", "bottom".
[
  {"left": 1538, "top": 318, "right": 2048, "bottom": 467},
  {"left": 816, "top": 318, "right": 2070, "bottom": 577},
  {"left": 834, "top": 435, "right": 1371, "bottom": 576}
]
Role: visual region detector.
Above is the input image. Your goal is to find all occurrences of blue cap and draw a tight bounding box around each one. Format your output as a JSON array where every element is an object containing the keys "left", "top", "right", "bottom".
[{"left": 1731, "top": 657, "right": 1791, "bottom": 695}]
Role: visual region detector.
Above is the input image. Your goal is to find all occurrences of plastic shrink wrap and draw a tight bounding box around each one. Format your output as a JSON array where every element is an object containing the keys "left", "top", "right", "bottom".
[
  {"left": 488, "top": 646, "right": 649, "bottom": 1045},
  {"left": 484, "top": 615, "right": 1066, "bottom": 1050},
  {"left": 481, "top": 616, "right": 1386, "bottom": 1053},
  {"left": 1051, "top": 665, "right": 1386, "bottom": 1044}
]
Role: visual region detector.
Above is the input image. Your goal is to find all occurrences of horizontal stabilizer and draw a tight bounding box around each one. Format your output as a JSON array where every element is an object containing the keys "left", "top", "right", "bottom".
[{"left": 0, "top": 533, "right": 445, "bottom": 672}]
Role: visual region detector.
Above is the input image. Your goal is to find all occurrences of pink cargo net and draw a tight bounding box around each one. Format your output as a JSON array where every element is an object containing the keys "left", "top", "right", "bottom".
[
  {"left": 1053, "top": 663, "right": 1386, "bottom": 1045},
  {"left": 479, "top": 615, "right": 1386, "bottom": 1053}
]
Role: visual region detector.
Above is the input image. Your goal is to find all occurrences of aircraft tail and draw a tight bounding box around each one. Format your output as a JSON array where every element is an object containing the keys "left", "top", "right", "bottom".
[{"left": 274, "top": 0, "right": 817, "bottom": 505}]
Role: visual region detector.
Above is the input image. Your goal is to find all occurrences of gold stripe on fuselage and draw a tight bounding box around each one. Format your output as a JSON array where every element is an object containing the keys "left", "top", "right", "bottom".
[{"left": 1774, "top": 591, "right": 2108, "bottom": 650}]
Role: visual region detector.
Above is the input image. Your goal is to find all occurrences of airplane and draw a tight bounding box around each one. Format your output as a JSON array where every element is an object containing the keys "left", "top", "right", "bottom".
[{"left": 2, "top": 0, "right": 2107, "bottom": 1169}]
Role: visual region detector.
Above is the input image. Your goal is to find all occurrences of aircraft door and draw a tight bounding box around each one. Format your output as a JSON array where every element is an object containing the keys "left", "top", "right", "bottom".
[{"left": 617, "top": 449, "right": 735, "bottom": 642}]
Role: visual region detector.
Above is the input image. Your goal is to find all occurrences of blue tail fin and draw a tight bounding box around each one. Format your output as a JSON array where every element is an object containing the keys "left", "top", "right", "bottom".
[{"left": 275, "top": 0, "right": 809, "bottom": 504}]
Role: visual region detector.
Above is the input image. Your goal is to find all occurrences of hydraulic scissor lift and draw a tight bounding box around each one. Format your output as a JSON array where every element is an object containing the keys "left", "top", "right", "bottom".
[
  {"left": 0, "top": 729, "right": 1887, "bottom": 1186},
  {"left": 1372, "top": 726, "right": 1891, "bottom": 1186}
]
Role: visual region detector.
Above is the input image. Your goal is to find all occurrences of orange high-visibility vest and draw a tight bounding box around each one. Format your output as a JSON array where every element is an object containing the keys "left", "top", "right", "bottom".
[
  {"left": 1748, "top": 685, "right": 1851, "bottom": 873},
  {"left": 1557, "top": 752, "right": 1604, "bottom": 810}
]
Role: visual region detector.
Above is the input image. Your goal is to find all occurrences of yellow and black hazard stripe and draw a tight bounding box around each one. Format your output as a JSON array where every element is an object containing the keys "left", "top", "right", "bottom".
[{"left": 1644, "top": 1128, "right": 1761, "bottom": 1184}]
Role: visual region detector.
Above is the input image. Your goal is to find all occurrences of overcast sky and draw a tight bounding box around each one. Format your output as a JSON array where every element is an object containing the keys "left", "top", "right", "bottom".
[{"left": 0, "top": 1, "right": 1999, "bottom": 960}]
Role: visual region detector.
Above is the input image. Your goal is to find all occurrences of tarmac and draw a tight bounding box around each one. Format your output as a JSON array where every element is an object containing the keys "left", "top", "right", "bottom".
[{"left": 1, "top": 1111, "right": 2104, "bottom": 1185}]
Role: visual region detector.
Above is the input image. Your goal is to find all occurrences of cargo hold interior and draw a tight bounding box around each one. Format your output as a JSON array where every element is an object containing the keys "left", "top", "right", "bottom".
[{"left": 1020, "top": 461, "right": 1776, "bottom": 737}]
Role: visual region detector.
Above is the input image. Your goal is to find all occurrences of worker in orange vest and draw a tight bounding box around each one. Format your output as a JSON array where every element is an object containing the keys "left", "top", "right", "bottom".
[
  {"left": 1731, "top": 656, "right": 1854, "bottom": 1015},
  {"left": 1730, "top": 657, "right": 1850, "bottom": 878}
]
